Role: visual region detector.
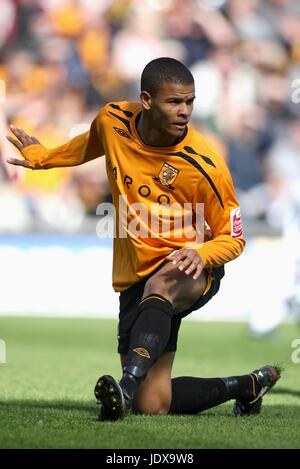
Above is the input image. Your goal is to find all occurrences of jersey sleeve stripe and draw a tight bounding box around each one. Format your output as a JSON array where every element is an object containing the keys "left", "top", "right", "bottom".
[
  {"left": 109, "top": 103, "right": 134, "bottom": 117},
  {"left": 183, "top": 145, "right": 216, "bottom": 167},
  {"left": 167, "top": 151, "right": 224, "bottom": 209},
  {"left": 108, "top": 111, "right": 132, "bottom": 134}
]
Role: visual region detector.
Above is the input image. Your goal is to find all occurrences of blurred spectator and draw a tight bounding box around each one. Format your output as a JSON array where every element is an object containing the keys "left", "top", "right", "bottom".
[
  {"left": 225, "top": 106, "right": 274, "bottom": 192},
  {"left": 0, "top": 0, "right": 299, "bottom": 233},
  {"left": 262, "top": 117, "right": 300, "bottom": 228},
  {"left": 71, "top": 158, "right": 111, "bottom": 215},
  {"left": 0, "top": 0, "right": 16, "bottom": 51}
]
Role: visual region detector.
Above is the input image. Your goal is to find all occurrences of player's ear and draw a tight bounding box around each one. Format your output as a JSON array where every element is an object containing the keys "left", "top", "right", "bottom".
[{"left": 140, "top": 91, "right": 152, "bottom": 110}]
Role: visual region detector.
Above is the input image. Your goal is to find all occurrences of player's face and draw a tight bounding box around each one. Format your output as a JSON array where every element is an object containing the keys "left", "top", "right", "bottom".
[{"left": 147, "top": 81, "right": 195, "bottom": 142}]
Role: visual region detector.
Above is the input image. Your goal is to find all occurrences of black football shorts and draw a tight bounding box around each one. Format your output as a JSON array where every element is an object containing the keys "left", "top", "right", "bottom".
[{"left": 117, "top": 265, "right": 225, "bottom": 354}]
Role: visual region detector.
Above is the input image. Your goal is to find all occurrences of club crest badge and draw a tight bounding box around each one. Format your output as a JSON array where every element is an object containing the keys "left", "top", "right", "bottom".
[{"left": 154, "top": 162, "right": 179, "bottom": 189}]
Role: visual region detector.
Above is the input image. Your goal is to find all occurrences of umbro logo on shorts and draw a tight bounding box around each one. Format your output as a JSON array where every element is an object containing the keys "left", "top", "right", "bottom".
[{"left": 132, "top": 347, "right": 150, "bottom": 359}]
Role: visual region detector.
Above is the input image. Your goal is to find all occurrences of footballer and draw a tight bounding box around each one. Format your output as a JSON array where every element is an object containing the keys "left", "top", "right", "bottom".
[{"left": 7, "top": 58, "right": 281, "bottom": 421}]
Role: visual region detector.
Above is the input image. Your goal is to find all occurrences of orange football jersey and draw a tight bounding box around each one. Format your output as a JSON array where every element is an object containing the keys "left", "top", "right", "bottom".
[{"left": 22, "top": 101, "right": 245, "bottom": 291}]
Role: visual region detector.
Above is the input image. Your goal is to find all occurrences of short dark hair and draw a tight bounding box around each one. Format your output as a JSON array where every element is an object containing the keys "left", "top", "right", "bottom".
[{"left": 141, "top": 57, "right": 194, "bottom": 96}]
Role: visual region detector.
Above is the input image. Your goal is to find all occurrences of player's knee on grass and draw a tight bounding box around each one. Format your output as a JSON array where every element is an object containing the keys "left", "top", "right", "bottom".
[
  {"left": 132, "top": 353, "right": 173, "bottom": 415},
  {"left": 134, "top": 388, "right": 170, "bottom": 415}
]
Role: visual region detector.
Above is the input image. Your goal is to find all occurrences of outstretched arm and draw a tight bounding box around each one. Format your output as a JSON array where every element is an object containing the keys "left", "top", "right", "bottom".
[{"left": 6, "top": 114, "right": 104, "bottom": 170}]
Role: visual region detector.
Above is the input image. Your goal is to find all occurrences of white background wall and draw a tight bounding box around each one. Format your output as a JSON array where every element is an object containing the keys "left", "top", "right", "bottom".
[{"left": 0, "top": 236, "right": 288, "bottom": 330}]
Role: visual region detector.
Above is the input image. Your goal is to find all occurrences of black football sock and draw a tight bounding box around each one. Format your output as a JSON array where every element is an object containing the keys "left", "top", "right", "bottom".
[
  {"left": 169, "top": 374, "right": 261, "bottom": 415},
  {"left": 221, "top": 373, "right": 261, "bottom": 401},
  {"left": 169, "top": 377, "right": 228, "bottom": 414},
  {"left": 120, "top": 295, "right": 173, "bottom": 401}
]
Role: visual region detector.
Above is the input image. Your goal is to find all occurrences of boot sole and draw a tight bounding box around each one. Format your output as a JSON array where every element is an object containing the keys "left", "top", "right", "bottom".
[{"left": 94, "top": 375, "right": 126, "bottom": 421}]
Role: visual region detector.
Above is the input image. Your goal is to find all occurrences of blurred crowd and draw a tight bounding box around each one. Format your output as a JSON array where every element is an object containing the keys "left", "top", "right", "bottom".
[{"left": 0, "top": 0, "right": 300, "bottom": 233}]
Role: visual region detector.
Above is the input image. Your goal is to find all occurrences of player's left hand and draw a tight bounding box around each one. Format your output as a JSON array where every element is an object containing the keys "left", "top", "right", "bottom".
[
  {"left": 6, "top": 126, "right": 41, "bottom": 168},
  {"left": 166, "top": 248, "right": 205, "bottom": 280}
]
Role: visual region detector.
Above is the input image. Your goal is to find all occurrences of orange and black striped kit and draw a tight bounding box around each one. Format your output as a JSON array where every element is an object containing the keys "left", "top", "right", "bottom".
[{"left": 22, "top": 101, "right": 245, "bottom": 291}]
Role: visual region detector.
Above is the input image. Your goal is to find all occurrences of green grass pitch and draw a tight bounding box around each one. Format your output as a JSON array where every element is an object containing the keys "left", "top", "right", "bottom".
[{"left": 0, "top": 317, "right": 299, "bottom": 449}]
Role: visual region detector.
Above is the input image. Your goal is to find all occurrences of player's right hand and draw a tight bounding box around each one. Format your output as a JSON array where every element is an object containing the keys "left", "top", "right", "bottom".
[{"left": 6, "top": 125, "right": 41, "bottom": 168}]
